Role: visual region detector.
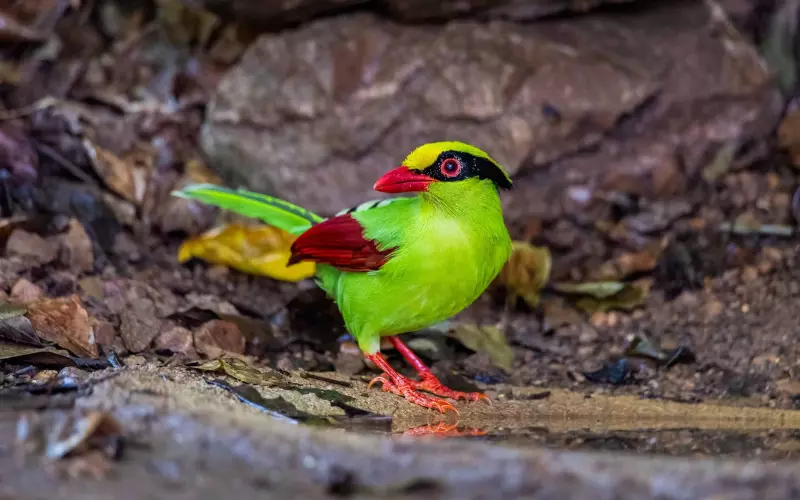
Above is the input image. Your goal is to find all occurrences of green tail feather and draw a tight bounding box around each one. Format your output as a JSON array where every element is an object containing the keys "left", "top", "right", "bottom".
[{"left": 172, "top": 184, "right": 323, "bottom": 235}]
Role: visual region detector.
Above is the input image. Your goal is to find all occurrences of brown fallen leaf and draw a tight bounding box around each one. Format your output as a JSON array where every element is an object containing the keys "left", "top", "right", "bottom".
[
  {"left": 194, "top": 319, "right": 245, "bottom": 359},
  {"left": 178, "top": 223, "right": 316, "bottom": 282},
  {"left": 449, "top": 324, "right": 514, "bottom": 372},
  {"left": 494, "top": 241, "right": 551, "bottom": 308},
  {"left": 26, "top": 295, "right": 98, "bottom": 358},
  {"left": 82, "top": 140, "right": 152, "bottom": 206},
  {"left": 188, "top": 357, "right": 283, "bottom": 386},
  {"left": 589, "top": 240, "right": 666, "bottom": 282}
]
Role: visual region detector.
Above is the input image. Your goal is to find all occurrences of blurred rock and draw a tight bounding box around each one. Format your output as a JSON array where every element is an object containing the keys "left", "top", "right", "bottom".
[
  {"left": 194, "top": 319, "right": 245, "bottom": 358},
  {"left": 59, "top": 219, "right": 94, "bottom": 274},
  {"left": 6, "top": 229, "right": 58, "bottom": 265},
  {"left": 202, "top": 2, "right": 781, "bottom": 225},
  {"left": 119, "top": 282, "right": 170, "bottom": 353},
  {"left": 155, "top": 326, "right": 197, "bottom": 358},
  {"left": 185, "top": 0, "right": 642, "bottom": 25},
  {"left": 10, "top": 278, "right": 44, "bottom": 304}
]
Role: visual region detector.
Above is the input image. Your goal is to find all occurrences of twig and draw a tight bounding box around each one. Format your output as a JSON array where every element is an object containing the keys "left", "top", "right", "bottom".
[
  {"left": 0, "top": 97, "right": 58, "bottom": 121},
  {"left": 30, "top": 139, "right": 100, "bottom": 188}
]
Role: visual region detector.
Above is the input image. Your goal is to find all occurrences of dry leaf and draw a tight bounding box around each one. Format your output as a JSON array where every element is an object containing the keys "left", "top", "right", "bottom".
[
  {"left": 178, "top": 223, "right": 316, "bottom": 282},
  {"left": 26, "top": 295, "right": 98, "bottom": 358},
  {"left": 83, "top": 140, "right": 151, "bottom": 205},
  {"left": 188, "top": 357, "right": 283, "bottom": 386},
  {"left": 0, "top": 341, "right": 76, "bottom": 366},
  {"left": 495, "top": 241, "right": 551, "bottom": 308},
  {"left": 449, "top": 324, "right": 514, "bottom": 372},
  {"left": 43, "top": 411, "right": 123, "bottom": 460},
  {"left": 554, "top": 280, "right": 650, "bottom": 314},
  {"left": 0, "top": 302, "right": 39, "bottom": 344}
]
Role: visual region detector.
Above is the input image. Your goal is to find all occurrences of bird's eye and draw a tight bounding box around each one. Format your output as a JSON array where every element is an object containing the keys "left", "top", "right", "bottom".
[{"left": 440, "top": 158, "right": 462, "bottom": 178}]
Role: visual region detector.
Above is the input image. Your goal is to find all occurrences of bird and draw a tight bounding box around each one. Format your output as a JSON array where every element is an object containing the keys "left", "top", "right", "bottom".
[{"left": 172, "top": 141, "right": 513, "bottom": 413}]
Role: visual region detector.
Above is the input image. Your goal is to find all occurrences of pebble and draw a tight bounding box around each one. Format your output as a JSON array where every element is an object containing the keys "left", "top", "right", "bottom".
[
  {"left": 702, "top": 300, "right": 724, "bottom": 321},
  {"left": 741, "top": 266, "right": 759, "bottom": 283},
  {"left": 10, "top": 278, "right": 44, "bottom": 304}
]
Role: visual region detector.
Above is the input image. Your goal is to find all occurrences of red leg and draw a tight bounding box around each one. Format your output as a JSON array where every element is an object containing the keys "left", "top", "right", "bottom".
[
  {"left": 366, "top": 353, "right": 458, "bottom": 415},
  {"left": 402, "top": 423, "right": 489, "bottom": 438},
  {"left": 389, "top": 336, "right": 490, "bottom": 404}
]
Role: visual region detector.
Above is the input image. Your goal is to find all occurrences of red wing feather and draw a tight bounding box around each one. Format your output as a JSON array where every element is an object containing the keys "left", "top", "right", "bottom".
[{"left": 288, "top": 214, "right": 395, "bottom": 272}]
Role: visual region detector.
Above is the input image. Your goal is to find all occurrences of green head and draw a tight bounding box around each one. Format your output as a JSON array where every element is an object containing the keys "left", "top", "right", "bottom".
[{"left": 372, "top": 142, "right": 512, "bottom": 199}]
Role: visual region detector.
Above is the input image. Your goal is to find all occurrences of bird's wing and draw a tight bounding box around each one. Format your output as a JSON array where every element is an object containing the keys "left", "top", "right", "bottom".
[{"left": 288, "top": 213, "right": 396, "bottom": 272}]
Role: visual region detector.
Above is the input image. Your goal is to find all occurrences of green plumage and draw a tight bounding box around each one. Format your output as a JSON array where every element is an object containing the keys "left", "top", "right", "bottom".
[
  {"left": 172, "top": 143, "right": 512, "bottom": 356},
  {"left": 173, "top": 184, "right": 323, "bottom": 235}
]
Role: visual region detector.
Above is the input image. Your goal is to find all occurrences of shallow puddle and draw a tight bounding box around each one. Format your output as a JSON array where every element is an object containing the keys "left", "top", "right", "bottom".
[{"left": 388, "top": 420, "right": 800, "bottom": 459}]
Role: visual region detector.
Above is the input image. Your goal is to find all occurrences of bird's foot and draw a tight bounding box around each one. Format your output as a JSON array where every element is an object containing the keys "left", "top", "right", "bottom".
[
  {"left": 368, "top": 374, "right": 458, "bottom": 415},
  {"left": 411, "top": 372, "right": 491, "bottom": 404},
  {"left": 402, "top": 422, "right": 488, "bottom": 438}
]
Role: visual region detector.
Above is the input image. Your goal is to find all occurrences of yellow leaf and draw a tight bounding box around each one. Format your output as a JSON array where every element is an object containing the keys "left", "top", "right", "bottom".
[
  {"left": 178, "top": 223, "right": 316, "bottom": 282},
  {"left": 495, "top": 241, "right": 551, "bottom": 308}
]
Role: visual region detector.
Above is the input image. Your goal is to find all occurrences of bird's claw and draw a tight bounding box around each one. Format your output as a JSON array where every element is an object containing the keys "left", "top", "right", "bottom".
[
  {"left": 413, "top": 372, "right": 491, "bottom": 405},
  {"left": 370, "top": 374, "right": 459, "bottom": 415}
]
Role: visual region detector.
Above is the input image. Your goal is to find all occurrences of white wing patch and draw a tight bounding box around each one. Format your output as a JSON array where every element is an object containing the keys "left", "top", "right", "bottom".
[{"left": 336, "top": 197, "right": 405, "bottom": 216}]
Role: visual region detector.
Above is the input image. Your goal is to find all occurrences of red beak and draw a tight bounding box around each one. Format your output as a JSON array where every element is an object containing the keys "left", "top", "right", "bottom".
[{"left": 373, "top": 166, "right": 434, "bottom": 193}]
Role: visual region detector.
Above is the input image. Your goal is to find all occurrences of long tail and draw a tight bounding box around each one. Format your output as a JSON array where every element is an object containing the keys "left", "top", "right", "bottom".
[{"left": 171, "top": 184, "right": 324, "bottom": 236}]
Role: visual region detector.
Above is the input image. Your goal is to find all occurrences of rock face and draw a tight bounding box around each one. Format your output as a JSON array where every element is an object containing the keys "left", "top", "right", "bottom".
[
  {"left": 201, "top": 1, "right": 780, "bottom": 224},
  {"left": 187, "top": 0, "right": 641, "bottom": 25}
]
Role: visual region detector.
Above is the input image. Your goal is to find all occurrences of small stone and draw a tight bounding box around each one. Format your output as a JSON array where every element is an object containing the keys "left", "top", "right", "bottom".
[
  {"left": 741, "top": 266, "right": 758, "bottom": 283},
  {"left": 10, "top": 278, "right": 44, "bottom": 304},
  {"left": 275, "top": 354, "right": 294, "bottom": 372},
  {"left": 32, "top": 369, "right": 58, "bottom": 384},
  {"left": 90, "top": 318, "right": 122, "bottom": 352},
  {"left": 154, "top": 326, "right": 197, "bottom": 358},
  {"left": 205, "top": 265, "right": 230, "bottom": 282},
  {"left": 751, "top": 353, "right": 780, "bottom": 370},
  {"left": 6, "top": 229, "right": 58, "bottom": 264},
  {"left": 123, "top": 355, "right": 147, "bottom": 366},
  {"left": 58, "top": 366, "right": 90, "bottom": 386},
  {"left": 112, "top": 232, "right": 141, "bottom": 262},
  {"left": 334, "top": 341, "right": 364, "bottom": 375},
  {"left": 589, "top": 312, "right": 609, "bottom": 328},
  {"left": 702, "top": 300, "right": 724, "bottom": 321},
  {"left": 194, "top": 319, "right": 245, "bottom": 359},
  {"left": 578, "top": 329, "right": 598, "bottom": 344},
  {"left": 776, "top": 378, "right": 800, "bottom": 395},
  {"left": 59, "top": 219, "right": 94, "bottom": 273}
]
